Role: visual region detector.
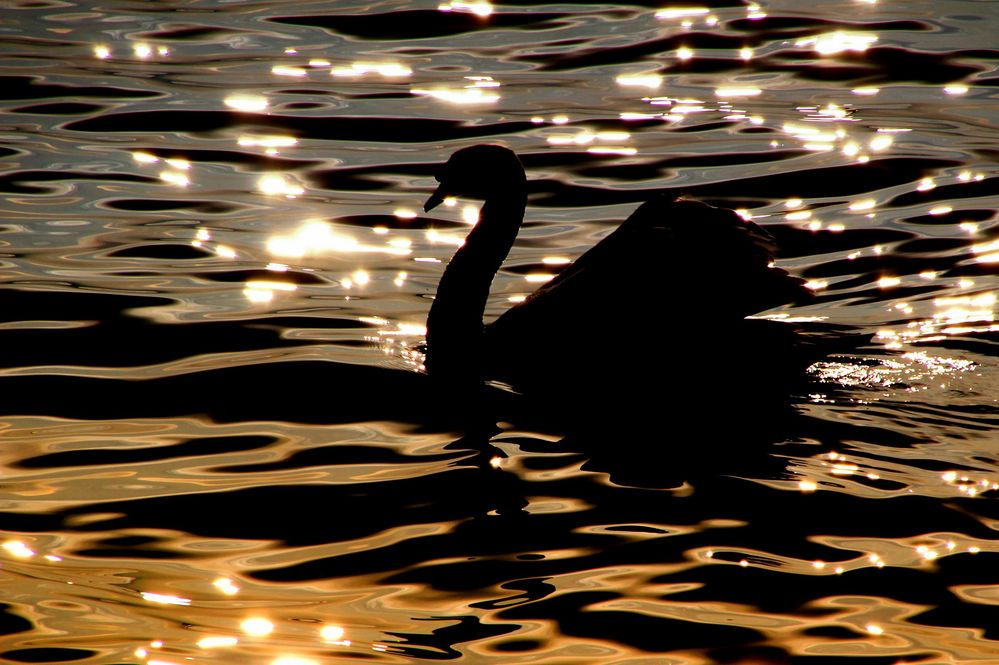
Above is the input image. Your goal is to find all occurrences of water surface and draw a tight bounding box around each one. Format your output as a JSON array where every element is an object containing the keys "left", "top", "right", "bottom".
[{"left": 1, "top": 1, "right": 998, "bottom": 663}]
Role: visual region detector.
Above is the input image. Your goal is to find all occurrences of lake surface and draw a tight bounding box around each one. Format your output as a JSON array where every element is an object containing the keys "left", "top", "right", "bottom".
[{"left": 1, "top": 1, "right": 998, "bottom": 663}]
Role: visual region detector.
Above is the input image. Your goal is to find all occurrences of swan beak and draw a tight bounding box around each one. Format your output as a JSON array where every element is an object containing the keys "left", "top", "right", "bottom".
[{"left": 424, "top": 183, "right": 449, "bottom": 212}]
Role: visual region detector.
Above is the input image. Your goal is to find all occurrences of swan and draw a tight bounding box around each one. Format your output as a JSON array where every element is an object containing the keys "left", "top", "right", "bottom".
[{"left": 422, "top": 144, "right": 815, "bottom": 407}]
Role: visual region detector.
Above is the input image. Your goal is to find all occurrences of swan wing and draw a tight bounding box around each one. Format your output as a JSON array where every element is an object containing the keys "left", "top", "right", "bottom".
[
  {"left": 495, "top": 197, "right": 810, "bottom": 330},
  {"left": 482, "top": 197, "right": 812, "bottom": 390}
]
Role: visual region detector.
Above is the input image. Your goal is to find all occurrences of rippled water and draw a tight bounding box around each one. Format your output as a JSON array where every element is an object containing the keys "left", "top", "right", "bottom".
[{"left": 2, "top": 1, "right": 998, "bottom": 663}]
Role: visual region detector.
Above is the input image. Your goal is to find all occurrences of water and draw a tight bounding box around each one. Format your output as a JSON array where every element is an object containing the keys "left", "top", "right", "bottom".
[{"left": 1, "top": 1, "right": 997, "bottom": 663}]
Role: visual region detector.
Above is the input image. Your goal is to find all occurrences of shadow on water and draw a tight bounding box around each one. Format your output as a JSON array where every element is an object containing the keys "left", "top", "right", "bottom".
[
  {"left": 0, "top": 288, "right": 869, "bottom": 480},
  {"left": 5, "top": 372, "right": 999, "bottom": 661}
]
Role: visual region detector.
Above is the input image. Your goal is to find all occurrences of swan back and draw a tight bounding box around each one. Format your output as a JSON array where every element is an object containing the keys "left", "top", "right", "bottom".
[{"left": 483, "top": 197, "right": 813, "bottom": 394}]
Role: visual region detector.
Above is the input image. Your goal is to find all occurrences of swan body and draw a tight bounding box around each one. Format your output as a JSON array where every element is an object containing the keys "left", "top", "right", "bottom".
[{"left": 423, "top": 145, "right": 813, "bottom": 404}]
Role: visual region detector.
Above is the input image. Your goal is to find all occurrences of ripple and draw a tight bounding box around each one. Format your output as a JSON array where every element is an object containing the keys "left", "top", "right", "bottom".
[{"left": 1, "top": 0, "right": 998, "bottom": 662}]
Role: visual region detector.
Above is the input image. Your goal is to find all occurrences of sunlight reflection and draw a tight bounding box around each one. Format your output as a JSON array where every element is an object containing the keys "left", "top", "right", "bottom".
[
  {"left": 93, "top": 44, "right": 111, "bottom": 59},
  {"left": 238, "top": 135, "right": 298, "bottom": 155},
  {"left": 332, "top": 62, "right": 412, "bottom": 78},
  {"left": 846, "top": 147, "right": 867, "bottom": 163},
  {"left": 869, "top": 134, "right": 893, "bottom": 151},
  {"left": 797, "top": 31, "right": 877, "bottom": 55},
  {"left": 267, "top": 220, "right": 412, "bottom": 258},
  {"left": 546, "top": 130, "right": 593, "bottom": 145},
  {"left": 257, "top": 174, "right": 305, "bottom": 198},
  {"left": 596, "top": 130, "right": 631, "bottom": 141},
  {"left": 462, "top": 205, "right": 480, "bottom": 224},
  {"left": 2, "top": 540, "right": 34, "bottom": 558},
  {"left": 872, "top": 290, "right": 995, "bottom": 351},
  {"left": 243, "top": 280, "right": 297, "bottom": 304},
  {"left": 224, "top": 94, "right": 268, "bottom": 112},
  {"left": 241, "top": 617, "right": 274, "bottom": 636},
  {"left": 544, "top": 127, "right": 635, "bottom": 155},
  {"left": 973, "top": 239, "right": 999, "bottom": 263},
  {"left": 320, "top": 625, "right": 346, "bottom": 642},
  {"left": 197, "top": 636, "right": 239, "bottom": 649},
  {"left": 141, "top": 592, "right": 192, "bottom": 606},
  {"left": 350, "top": 270, "right": 370, "bottom": 286},
  {"left": 942, "top": 471, "right": 999, "bottom": 497},
  {"left": 412, "top": 76, "right": 500, "bottom": 104},
  {"left": 616, "top": 73, "right": 662, "bottom": 89},
  {"left": 620, "top": 111, "right": 660, "bottom": 121},
  {"left": 426, "top": 229, "right": 466, "bottom": 247},
  {"left": 213, "top": 577, "right": 240, "bottom": 595},
  {"left": 159, "top": 170, "right": 190, "bottom": 187},
  {"left": 655, "top": 7, "right": 709, "bottom": 19},
  {"left": 877, "top": 276, "right": 901, "bottom": 288},
  {"left": 778, "top": 117, "right": 905, "bottom": 163},
  {"left": 438, "top": 1, "right": 492, "bottom": 16},
  {"left": 715, "top": 86, "right": 761, "bottom": 97},
  {"left": 271, "top": 657, "right": 318, "bottom": 665},
  {"left": 381, "top": 322, "right": 427, "bottom": 336},
  {"left": 272, "top": 65, "right": 307, "bottom": 77},
  {"left": 934, "top": 292, "right": 996, "bottom": 326}
]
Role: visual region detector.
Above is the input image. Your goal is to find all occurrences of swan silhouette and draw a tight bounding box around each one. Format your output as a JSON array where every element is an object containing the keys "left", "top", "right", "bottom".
[{"left": 422, "top": 144, "right": 815, "bottom": 406}]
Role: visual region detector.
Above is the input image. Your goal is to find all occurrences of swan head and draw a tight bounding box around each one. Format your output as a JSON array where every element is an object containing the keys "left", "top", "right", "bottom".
[{"left": 424, "top": 144, "right": 526, "bottom": 212}]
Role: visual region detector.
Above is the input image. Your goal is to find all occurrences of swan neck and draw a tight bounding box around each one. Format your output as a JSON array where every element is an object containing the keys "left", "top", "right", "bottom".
[{"left": 425, "top": 193, "right": 526, "bottom": 379}]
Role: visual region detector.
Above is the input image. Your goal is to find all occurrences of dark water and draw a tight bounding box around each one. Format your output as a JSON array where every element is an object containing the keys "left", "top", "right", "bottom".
[{"left": 2, "top": 1, "right": 998, "bottom": 663}]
